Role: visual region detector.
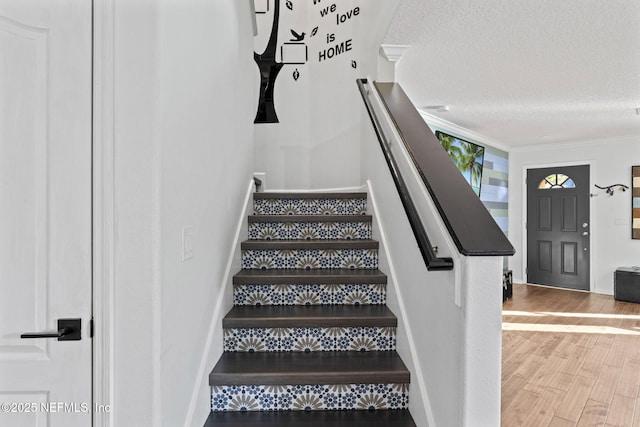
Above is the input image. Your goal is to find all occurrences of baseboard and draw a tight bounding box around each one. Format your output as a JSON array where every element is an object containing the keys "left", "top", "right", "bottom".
[
  {"left": 183, "top": 179, "right": 254, "bottom": 427},
  {"left": 366, "top": 179, "right": 436, "bottom": 427},
  {"left": 264, "top": 185, "right": 367, "bottom": 193}
]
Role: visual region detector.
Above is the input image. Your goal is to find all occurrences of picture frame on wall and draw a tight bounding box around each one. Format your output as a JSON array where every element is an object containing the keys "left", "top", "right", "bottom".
[
  {"left": 633, "top": 166, "right": 640, "bottom": 239},
  {"left": 435, "top": 131, "right": 485, "bottom": 197}
]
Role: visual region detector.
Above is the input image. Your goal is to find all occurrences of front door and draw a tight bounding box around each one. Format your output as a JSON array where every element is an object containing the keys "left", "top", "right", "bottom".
[
  {"left": 527, "top": 165, "right": 590, "bottom": 290},
  {"left": 0, "top": 1, "right": 92, "bottom": 425}
]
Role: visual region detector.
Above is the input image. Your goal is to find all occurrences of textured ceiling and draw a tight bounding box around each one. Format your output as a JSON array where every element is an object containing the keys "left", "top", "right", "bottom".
[{"left": 383, "top": 0, "right": 640, "bottom": 148}]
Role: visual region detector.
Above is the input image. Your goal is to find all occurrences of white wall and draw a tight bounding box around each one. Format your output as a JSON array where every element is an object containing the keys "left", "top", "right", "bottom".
[
  {"left": 112, "top": 0, "right": 255, "bottom": 425},
  {"left": 112, "top": 1, "right": 159, "bottom": 424},
  {"left": 509, "top": 137, "right": 640, "bottom": 294},
  {"left": 254, "top": 0, "right": 399, "bottom": 190},
  {"left": 363, "top": 138, "right": 460, "bottom": 427}
]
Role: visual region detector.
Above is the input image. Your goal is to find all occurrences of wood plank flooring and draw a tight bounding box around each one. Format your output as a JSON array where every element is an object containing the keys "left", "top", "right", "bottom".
[{"left": 502, "top": 284, "right": 640, "bottom": 426}]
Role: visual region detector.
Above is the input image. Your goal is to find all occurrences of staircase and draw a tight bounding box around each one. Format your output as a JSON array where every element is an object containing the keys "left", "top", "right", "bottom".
[{"left": 205, "top": 192, "right": 417, "bottom": 426}]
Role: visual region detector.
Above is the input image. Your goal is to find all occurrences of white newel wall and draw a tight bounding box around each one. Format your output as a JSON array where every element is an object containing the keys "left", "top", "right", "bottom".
[
  {"left": 360, "top": 87, "right": 503, "bottom": 427},
  {"left": 111, "top": 1, "right": 256, "bottom": 426}
]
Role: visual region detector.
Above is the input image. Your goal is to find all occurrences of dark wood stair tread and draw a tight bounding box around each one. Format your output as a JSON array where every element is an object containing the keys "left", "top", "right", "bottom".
[
  {"left": 254, "top": 192, "right": 367, "bottom": 200},
  {"left": 248, "top": 214, "right": 372, "bottom": 222},
  {"left": 223, "top": 305, "right": 397, "bottom": 328},
  {"left": 204, "top": 409, "right": 416, "bottom": 427},
  {"left": 210, "top": 351, "right": 409, "bottom": 385},
  {"left": 233, "top": 269, "right": 387, "bottom": 284},
  {"left": 241, "top": 239, "right": 378, "bottom": 250}
]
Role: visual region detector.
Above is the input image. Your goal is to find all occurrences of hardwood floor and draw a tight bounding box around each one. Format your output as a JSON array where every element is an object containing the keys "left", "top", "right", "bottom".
[{"left": 502, "top": 283, "right": 640, "bottom": 427}]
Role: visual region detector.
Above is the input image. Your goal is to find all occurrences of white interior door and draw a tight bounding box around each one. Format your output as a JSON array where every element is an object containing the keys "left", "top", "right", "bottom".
[{"left": 0, "top": 0, "right": 92, "bottom": 425}]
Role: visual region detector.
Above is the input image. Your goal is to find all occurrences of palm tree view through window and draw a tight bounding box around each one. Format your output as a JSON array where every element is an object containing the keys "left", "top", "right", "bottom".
[{"left": 436, "top": 131, "right": 485, "bottom": 196}]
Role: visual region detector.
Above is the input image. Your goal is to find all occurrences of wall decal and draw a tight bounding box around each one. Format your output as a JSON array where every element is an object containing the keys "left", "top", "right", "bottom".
[
  {"left": 319, "top": 3, "right": 337, "bottom": 17},
  {"left": 318, "top": 38, "right": 353, "bottom": 62},
  {"left": 316, "top": 2, "right": 360, "bottom": 64},
  {"left": 281, "top": 42, "right": 308, "bottom": 64},
  {"left": 290, "top": 29, "right": 305, "bottom": 41},
  {"left": 255, "top": 0, "right": 269, "bottom": 14},
  {"left": 254, "top": 0, "right": 284, "bottom": 123},
  {"left": 254, "top": 0, "right": 363, "bottom": 123},
  {"left": 336, "top": 6, "right": 360, "bottom": 25}
]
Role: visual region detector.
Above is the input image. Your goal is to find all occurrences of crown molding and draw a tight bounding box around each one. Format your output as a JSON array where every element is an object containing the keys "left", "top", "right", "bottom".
[
  {"left": 379, "top": 44, "right": 410, "bottom": 62},
  {"left": 511, "top": 133, "right": 640, "bottom": 152},
  {"left": 418, "top": 111, "right": 511, "bottom": 152}
]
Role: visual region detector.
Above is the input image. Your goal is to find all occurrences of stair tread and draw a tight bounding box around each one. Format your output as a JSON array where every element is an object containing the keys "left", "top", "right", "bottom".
[
  {"left": 210, "top": 351, "right": 409, "bottom": 385},
  {"left": 254, "top": 192, "right": 367, "bottom": 200},
  {"left": 223, "top": 305, "right": 397, "bottom": 328},
  {"left": 204, "top": 409, "right": 417, "bottom": 427},
  {"left": 248, "top": 214, "right": 372, "bottom": 222},
  {"left": 241, "top": 239, "right": 378, "bottom": 249},
  {"left": 233, "top": 268, "right": 387, "bottom": 284}
]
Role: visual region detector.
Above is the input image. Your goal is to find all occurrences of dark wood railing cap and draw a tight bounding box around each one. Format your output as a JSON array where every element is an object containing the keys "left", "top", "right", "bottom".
[{"left": 363, "top": 79, "right": 514, "bottom": 257}]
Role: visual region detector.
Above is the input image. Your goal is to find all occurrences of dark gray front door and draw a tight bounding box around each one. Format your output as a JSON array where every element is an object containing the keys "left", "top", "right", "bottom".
[{"left": 527, "top": 165, "right": 590, "bottom": 290}]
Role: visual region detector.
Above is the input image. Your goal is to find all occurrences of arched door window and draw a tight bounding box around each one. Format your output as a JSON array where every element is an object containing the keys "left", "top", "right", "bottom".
[{"left": 538, "top": 173, "right": 576, "bottom": 189}]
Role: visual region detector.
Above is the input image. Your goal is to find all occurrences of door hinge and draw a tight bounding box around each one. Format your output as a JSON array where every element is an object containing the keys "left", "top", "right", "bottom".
[{"left": 90, "top": 318, "right": 94, "bottom": 338}]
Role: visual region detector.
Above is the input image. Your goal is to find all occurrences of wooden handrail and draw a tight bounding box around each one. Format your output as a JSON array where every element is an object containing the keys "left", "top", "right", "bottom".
[
  {"left": 357, "top": 79, "right": 454, "bottom": 271},
  {"left": 358, "top": 79, "right": 515, "bottom": 258}
]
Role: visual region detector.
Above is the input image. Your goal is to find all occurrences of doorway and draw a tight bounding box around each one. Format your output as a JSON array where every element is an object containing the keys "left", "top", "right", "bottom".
[
  {"left": 0, "top": 1, "right": 93, "bottom": 425},
  {"left": 526, "top": 165, "right": 590, "bottom": 291}
]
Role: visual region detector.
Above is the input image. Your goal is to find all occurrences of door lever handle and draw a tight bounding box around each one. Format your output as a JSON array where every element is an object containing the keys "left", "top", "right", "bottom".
[
  {"left": 21, "top": 328, "right": 71, "bottom": 339},
  {"left": 20, "top": 318, "right": 81, "bottom": 341}
]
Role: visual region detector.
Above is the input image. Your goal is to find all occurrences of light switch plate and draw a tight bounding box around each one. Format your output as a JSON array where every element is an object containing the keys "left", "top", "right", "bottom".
[{"left": 182, "top": 226, "right": 194, "bottom": 261}]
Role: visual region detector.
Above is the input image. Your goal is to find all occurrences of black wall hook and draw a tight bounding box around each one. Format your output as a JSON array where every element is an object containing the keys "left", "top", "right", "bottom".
[{"left": 595, "top": 184, "right": 629, "bottom": 196}]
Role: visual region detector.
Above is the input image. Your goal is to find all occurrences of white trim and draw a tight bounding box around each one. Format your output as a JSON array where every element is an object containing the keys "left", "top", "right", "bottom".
[
  {"left": 379, "top": 44, "right": 410, "bottom": 62},
  {"left": 521, "top": 161, "right": 595, "bottom": 292},
  {"left": 511, "top": 134, "right": 640, "bottom": 152},
  {"left": 248, "top": 0, "right": 258, "bottom": 36},
  {"left": 264, "top": 185, "right": 367, "bottom": 193},
  {"left": 419, "top": 111, "right": 511, "bottom": 153},
  {"left": 520, "top": 282, "right": 591, "bottom": 293},
  {"left": 183, "top": 179, "right": 254, "bottom": 427},
  {"left": 92, "top": 0, "right": 115, "bottom": 425},
  {"left": 421, "top": 114, "right": 639, "bottom": 153},
  {"left": 366, "top": 179, "right": 436, "bottom": 427}
]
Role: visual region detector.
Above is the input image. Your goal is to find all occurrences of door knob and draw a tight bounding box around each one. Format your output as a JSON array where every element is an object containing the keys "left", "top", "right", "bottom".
[
  {"left": 21, "top": 318, "right": 81, "bottom": 341},
  {"left": 582, "top": 231, "right": 589, "bottom": 236},
  {"left": 582, "top": 223, "right": 589, "bottom": 228}
]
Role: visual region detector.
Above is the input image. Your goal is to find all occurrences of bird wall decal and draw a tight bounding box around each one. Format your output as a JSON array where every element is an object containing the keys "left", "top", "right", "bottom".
[{"left": 290, "top": 29, "right": 306, "bottom": 41}]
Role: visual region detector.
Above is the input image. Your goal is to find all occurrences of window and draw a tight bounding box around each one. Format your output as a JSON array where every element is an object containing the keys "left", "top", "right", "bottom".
[{"left": 538, "top": 173, "right": 576, "bottom": 189}]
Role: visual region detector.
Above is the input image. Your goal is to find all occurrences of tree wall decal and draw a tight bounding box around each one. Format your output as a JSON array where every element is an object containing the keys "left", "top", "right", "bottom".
[{"left": 254, "top": 0, "right": 284, "bottom": 123}]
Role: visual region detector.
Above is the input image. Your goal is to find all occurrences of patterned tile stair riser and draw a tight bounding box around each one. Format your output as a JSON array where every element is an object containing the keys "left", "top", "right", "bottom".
[
  {"left": 248, "top": 220, "right": 372, "bottom": 240},
  {"left": 223, "top": 326, "right": 396, "bottom": 352},
  {"left": 208, "top": 193, "right": 415, "bottom": 423},
  {"left": 211, "top": 383, "right": 409, "bottom": 412},
  {"left": 253, "top": 197, "right": 367, "bottom": 216},
  {"left": 241, "top": 248, "right": 378, "bottom": 270},
  {"left": 232, "top": 283, "right": 387, "bottom": 306}
]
